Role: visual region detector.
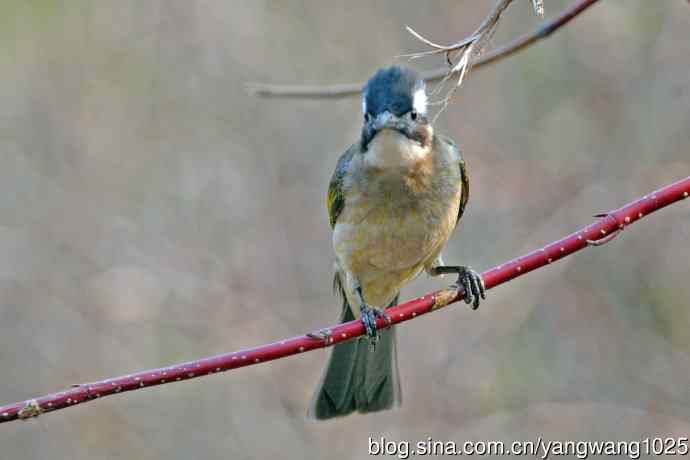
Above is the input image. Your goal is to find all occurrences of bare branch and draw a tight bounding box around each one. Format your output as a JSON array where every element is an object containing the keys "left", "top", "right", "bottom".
[
  {"left": 1, "top": 174, "right": 688, "bottom": 424},
  {"left": 248, "top": 0, "right": 600, "bottom": 99},
  {"left": 402, "top": 0, "right": 515, "bottom": 117}
]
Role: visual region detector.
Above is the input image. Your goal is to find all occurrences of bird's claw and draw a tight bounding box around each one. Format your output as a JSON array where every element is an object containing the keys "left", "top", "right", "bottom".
[
  {"left": 359, "top": 304, "right": 390, "bottom": 350},
  {"left": 455, "top": 266, "right": 485, "bottom": 310}
]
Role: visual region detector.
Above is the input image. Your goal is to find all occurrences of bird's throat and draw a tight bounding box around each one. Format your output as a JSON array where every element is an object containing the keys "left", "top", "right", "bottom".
[{"left": 364, "top": 129, "right": 431, "bottom": 171}]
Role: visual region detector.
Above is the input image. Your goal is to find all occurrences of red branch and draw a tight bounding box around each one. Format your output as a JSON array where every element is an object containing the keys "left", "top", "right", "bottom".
[{"left": 2, "top": 176, "right": 689, "bottom": 424}]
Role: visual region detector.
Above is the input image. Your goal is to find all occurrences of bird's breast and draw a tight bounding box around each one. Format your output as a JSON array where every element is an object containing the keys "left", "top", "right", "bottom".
[{"left": 334, "top": 156, "right": 461, "bottom": 272}]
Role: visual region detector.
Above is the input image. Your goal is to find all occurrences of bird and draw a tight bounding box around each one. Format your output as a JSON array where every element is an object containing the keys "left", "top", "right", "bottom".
[{"left": 308, "top": 65, "right": 485, "bottom": 420}]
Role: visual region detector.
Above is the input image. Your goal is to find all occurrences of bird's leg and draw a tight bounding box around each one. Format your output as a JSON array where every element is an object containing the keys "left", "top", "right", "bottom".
[
  {"left": 352, "top": 281, "right": 390, "bottom": 350},
  {"left": 429, "top": 265, "right": 485, "bottom": 310}
]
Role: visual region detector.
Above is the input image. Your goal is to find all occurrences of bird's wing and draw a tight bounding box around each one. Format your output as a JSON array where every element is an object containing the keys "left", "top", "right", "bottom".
[
  {"left": 439, "top": 136, "right": 469, "bottom": 227},
  {"left": 457, "top": 153, "right": 470, "bottom": 226},
  {"left": 327, "top": 145, "right": 356, "bottom": 228}
]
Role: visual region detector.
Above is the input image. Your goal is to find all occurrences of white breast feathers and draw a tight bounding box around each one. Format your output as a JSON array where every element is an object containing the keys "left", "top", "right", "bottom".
[{"left": 364, "top": 130, "right": 430, "bottom": 170}]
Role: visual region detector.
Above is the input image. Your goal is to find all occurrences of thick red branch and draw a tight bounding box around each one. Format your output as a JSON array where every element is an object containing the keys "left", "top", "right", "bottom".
[{"left": 1, "top": 175, "right": 689, "bottom": 425}]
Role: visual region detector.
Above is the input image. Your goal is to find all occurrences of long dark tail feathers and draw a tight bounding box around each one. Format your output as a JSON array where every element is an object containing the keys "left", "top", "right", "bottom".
[{"left": 307, "top": 291, "right": 401, "bottom": 420}]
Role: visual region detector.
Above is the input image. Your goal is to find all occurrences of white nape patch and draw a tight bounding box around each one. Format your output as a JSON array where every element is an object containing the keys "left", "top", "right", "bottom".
[
  {"left": 413, "top": 87, "right": 428, "bottom": 114},
  {"left": 365, "top": 129, "right": 430, "bottom": 170}
]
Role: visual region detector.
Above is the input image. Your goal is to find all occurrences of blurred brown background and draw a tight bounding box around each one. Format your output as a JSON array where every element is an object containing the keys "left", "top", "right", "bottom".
[{"left": 1, "top": 1, "right": 689, "bottom": 458}]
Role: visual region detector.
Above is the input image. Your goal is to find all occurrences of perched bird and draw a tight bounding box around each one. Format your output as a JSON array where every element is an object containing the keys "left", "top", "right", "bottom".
[{"left": 308, "top": 66, "right": 485, "bottom": 420}]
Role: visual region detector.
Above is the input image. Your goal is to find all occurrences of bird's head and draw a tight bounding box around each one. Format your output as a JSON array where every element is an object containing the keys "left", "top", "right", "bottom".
[{"left": 361, "top": 66, "right": 432, "bottom": 151}]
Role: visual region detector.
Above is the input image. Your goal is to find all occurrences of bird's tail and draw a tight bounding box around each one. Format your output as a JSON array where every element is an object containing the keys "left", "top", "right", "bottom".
[{"left": 307, "top": 294, "right": 401, "bottom": 420}]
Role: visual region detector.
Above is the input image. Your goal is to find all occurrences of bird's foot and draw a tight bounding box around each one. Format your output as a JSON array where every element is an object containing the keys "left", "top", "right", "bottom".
[
  {"left": 455, "top": 266, "right": 485, "bottom": 310},
  {"left": 359, "top": 304, "right": 391, "bottom": 350},
  {"left": 434, "top": 265, "right": 486, "bottom": 309}
]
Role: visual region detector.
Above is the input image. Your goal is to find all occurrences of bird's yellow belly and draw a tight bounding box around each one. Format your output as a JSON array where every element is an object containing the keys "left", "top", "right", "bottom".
[{"left": 334, "top": 199, "right": 458, "bottom": 308}]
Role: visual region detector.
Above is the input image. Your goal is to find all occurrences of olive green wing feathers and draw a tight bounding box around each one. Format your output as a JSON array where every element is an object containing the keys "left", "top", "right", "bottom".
[
  {"left": 327, "top": 146, "right": 355, "bottom": 228},
  {"left": 457, "top": 154, "right": 470, "bottom": 225},
  {"left": 439, "top": 136, "right": 470, "bottom": 226}
]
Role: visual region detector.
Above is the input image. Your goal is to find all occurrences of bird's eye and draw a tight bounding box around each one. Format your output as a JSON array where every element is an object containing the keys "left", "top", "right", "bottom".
[
  {"left": 410, "top": 109, "right": 418, "bottom": 121},
  {"left": 364, "top": 113, "right": 371, "bottom": 123}
]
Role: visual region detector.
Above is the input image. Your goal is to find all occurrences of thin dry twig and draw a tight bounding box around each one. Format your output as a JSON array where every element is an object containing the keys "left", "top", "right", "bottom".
[
  {"left": 532, "top": 0, "right": 545, "bottom": 17},
  {"left": 403, "top": 25, "right": 457, "bottom": 51},
  {"left": 248, "top": 0, "right": 600, "bottom": 98},
  {"left": 404, "top": 0, "right": 519, "bottom": 118}
]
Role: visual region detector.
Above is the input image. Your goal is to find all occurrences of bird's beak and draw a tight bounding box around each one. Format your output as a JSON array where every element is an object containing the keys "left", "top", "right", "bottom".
[
  {"left": 371, "top": 111, "right": 399, "bottom": 132},
  {"left": 362, "top": 110, "right": 417, "bottom": 151}
]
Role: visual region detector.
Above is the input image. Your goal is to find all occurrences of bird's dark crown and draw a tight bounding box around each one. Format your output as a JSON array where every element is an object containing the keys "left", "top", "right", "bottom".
[{"left": 362, "top": 66, "right": 425, "bottom": 117}]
